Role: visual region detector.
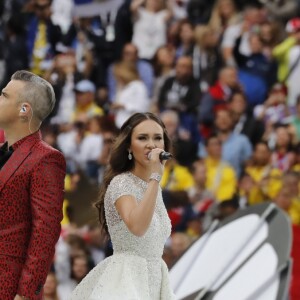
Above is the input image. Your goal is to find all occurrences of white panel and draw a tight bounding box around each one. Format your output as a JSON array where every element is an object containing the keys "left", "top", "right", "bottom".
[
  {"left": 214, "top": 244, "right": 279, "bottom": 300},
  {"left": 170, "top": 214, "right": 269, "bottom": 300}
]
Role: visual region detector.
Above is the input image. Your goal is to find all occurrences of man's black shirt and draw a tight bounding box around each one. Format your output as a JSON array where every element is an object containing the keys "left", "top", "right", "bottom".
[{"left": 0, "top": 142, "right": 13, "bottom": 170}]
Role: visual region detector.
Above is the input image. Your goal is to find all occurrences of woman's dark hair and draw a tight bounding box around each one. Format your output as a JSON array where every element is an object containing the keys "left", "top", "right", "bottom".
[
  {"left": 70, "top": 255, "right": 95, "bottom": 282},
  {"left": 95, "top": 112, "right": 171, "bottom": 234}
]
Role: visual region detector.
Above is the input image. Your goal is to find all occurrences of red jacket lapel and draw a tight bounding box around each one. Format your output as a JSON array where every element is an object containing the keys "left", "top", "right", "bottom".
[{"left": 0, "top": 131, "right": 41, "bottom": 193}]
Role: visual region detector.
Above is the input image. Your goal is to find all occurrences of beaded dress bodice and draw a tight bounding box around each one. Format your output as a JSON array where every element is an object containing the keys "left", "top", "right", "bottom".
[{"left": 105, "top": 172, "right": 171, "bottom": 259}]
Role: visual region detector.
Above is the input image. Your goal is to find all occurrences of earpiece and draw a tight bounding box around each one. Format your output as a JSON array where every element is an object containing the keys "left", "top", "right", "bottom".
[{"left": 20, "top": 106, "right": 26, "bottom": 113}]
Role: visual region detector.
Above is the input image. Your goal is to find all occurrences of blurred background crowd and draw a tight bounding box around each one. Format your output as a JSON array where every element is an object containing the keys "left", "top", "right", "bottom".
[{"left": 1, "top": 0, "right": 300, "bottom": 298}]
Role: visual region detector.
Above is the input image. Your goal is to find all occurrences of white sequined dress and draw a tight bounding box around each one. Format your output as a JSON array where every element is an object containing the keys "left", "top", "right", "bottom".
[{"left": 71, "top": 172, "right": 175, "bottom": 300}]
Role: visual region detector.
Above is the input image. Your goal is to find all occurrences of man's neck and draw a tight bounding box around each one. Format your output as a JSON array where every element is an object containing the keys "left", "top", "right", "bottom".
[
  {"left": 218, "top": 130, "right": 231, "bottom": 142},
  {"left": 4, "top": 129, "right": 33, "bottom": 147}
]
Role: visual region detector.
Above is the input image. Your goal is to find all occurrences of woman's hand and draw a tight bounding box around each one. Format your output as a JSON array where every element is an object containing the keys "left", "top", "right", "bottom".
[{"left": 147, "top": 148, "right": 165, "bottom": 175}]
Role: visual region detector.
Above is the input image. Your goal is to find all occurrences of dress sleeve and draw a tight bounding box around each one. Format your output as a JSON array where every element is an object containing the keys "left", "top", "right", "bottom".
[{"left": 108, "top": 174, "right": 135, "bottom": 205}]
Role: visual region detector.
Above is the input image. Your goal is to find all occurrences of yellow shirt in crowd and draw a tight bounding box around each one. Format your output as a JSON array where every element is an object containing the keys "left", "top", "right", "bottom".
[
  {"left": 245, "top": 165, "right": 282, "bottom": 205},
  {"left": 288, "top": 198, "right": 300, "bottom": 226},
  {"left": 204, "top": 157, "right": 237, "bottom": 202},
  {"left": 161, "top": 163, "right": 194, "bottom": 191},
  {"left": 72, "top": 103, "right": 104, "bottom": 122},
  {"left": 31, "top": 21, "right": 47, "bottom": 76}
]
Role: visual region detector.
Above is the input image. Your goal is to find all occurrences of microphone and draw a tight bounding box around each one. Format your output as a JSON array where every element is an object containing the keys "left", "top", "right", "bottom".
[
  {"left": 159, "top": 151, "right": 173, "bottom": 161},
  {"left": 148, "top": 151, "right": 173, "bottom": 161}
]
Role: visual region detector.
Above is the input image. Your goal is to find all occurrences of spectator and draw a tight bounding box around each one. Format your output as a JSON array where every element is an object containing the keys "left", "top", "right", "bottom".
[
  {"left": 84, "top": 224, "right": 106, "bottom": 265},
  {"left": 215, "top": 197, "right": 239, "bottom": 219},
  {"left": 221, "top": 4, "right": 264, "bottom": 66},
  {"left": 54, "top": 234, "right": 90, "bottom": 300},
  {"left": 283, "top": 171, "right": 300, "bottom": 200},
  {"left": 199, "top": 66, "right": 241, "bottom": 133},
  {"left": 45, "top": 53, "right": 78, "bottom": 125},
  {"left": 161, "top": 158, "right": 195, "bottom": 192},
  {"left": 130, "top": 0, "right": 173, "bottom": 60},
  {"left": 258, "top": 0, "right": 299, "bottom": 24},
  {"left": 202, "top": 134, "right": 237, "bottom": 202},
  {"left": 259, "top": 21, "right": 283, "bottom": 60},
  {"left": 168, "top": 232, "right": 193, "bottom": 265},
  {"left": 273, "top": 17, "right": 300, "bottom": 106},
  {"left": 199, "top": 109, "right": 252, "bottom": 177},
  {"left": 107, "top": 43, "right": 154, "bottom": 101},
  {"left": 187, "top": 0, "right": 215, "bottom": 25},
  {"left": 160, "top": 109, "right": 199, "bottom": 166},
  {"left": 44, "top": 272, "right": 60, "bottom": 300},
  {"left": 113, "top": 0, "right": 134, "bottom": 60},
  {"left": 228, "top": 91, "right": 265, "bottom": 146},
  {"left": 62, "top": 14, "right": 109, "bottom": 87},
  {"left": 291, "top": 142, "right": 300, "bottom": 172},
  {"left": 72, "top": 79, "right": 103, "bottom": 124},
  {"left": 290, "top": 95, "right": 300, "bottom": 143},
  {"left": 208, "top": 0, "right": 242, "bottom": 38},
  {"left": 158, "top": 55, "right": 201, "bottom": 117},
  {"left": 110, "top": 61, "right": 150, "bottom": 128},
  {"left": 238, "top": 172, "right": 256, "bottom": 208},
  {"left": 77, "top": 116, "right": 105, "bottom": 182},
  {"left": 97, "top": 123, "right": 119, "bottom": 182},
  {"left": 51, "top": 0, "right": 74, "bottom": 34},
  {"left": 57, "top": 121, "right": 86, "bottom": 173},
  {"left": 173, "top": 19, "right": 195, "bottom": 59},
  {"left": 152, "top": 45, "right": 176, "bottom": 104},
  {"left": 70, "top": 255, "right": 94, "bottom": 284},
  {"left": 172, "top": 0, "right": 190, "bottom": 21},
  {"left": 0, "top": 13, "right": 28, "bottom": 89},
  {"left": 244, "top": 141, "right": 282, "bottom": 205},
  {"left": 254, "top": 82, "right": 290, "bottom": 130},
  {"left": 190, "top": 24, "right": 223, "bottom": 92},
  {"left": 233, "top": 30, "right": 277, "bottom": 106},
  {"left": 270, "top": 125, "right": 295, "bottom": 172},
  {"left": 273, "top": 185, "right": 300, "bottom": 225},
  {"left": 27, "top": 0, "right": 62, "bottom": 76},
  {"left": 188, "top": 159, "right": 215, "bottom": 212}
]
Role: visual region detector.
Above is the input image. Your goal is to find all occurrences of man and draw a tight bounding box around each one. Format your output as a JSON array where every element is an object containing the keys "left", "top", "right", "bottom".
[
  {"left": 214, "top": 109, "right": 252, "bottom": 177},
  {"left": 72, "top": 79, "right": 103, "bottom": 123},
  {"left": 0, "top": 70, "right": 66, "bottom": 300},
  {"left": 203, "top": 135, "right": 237, "bottom": 202},
  {"left": 245, "top": 141, "right": 282, "bottom": 205},
  {"left": 27, "top": 0, "right": 62, "bottom": 76},
  {"left": 158, "top": 55, "right": 200, "bottom": 117},
  {"left": 199, "top": 109, "right": 252, "bottom": 177},
  {"left": 199, "top": 66, "right": 241, "bottom": 130}
]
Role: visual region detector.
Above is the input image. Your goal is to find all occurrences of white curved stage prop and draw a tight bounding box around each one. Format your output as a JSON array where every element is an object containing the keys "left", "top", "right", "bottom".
[{"left": 169, "top": 203, "right": 292, "bottom": 300}]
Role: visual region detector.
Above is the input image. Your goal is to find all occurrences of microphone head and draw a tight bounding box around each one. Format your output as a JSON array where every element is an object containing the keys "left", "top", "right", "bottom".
[
  {"left": 147, "top": 151, "right": 173, "bottom": 161},
  {"left": 159, "top": 151, "right": 172, "bottom": 161}
]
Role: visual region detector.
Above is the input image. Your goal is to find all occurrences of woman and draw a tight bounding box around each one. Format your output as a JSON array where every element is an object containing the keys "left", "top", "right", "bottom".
[
  {"left": 152, "top": 45, "right": 176, "bottom": 103},
  {"left": 270, "top": 125, "right": 295, "bottom": 172},
  {"left": 111, "top": 61, "right": 150, "bottom": 128},
  {"left": 173, "top": 19, "right": 195, "bottom": 59},
  {"left": 71, "top": 112, "right": 175, "bottom": 299},
  {"left": 208, "top": 0, "right": 241, "bottom": 38},
  {"left": 191, "top": 25, "right": 222, "bottom": 91},
  {"left": 44, "top": 272, "right": 60, "bottom": 300},
  {"left": 131, "top": 0, "right": 172, "bottom": 60}
]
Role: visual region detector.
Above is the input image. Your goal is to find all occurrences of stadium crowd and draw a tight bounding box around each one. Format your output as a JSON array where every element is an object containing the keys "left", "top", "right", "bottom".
[{"left": 1, "top": 0, "right": 300, "bottom": 299}]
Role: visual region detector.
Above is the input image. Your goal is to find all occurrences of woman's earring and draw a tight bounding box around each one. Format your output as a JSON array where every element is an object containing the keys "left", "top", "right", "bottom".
[{"left": 128, "top": 151, "right": 132, "bottom": 160}]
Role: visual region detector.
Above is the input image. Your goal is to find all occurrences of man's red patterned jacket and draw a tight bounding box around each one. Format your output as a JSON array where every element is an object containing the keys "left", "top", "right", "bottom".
[{"left": 0, "top": 131, "right": 66, "bottom": 300}]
